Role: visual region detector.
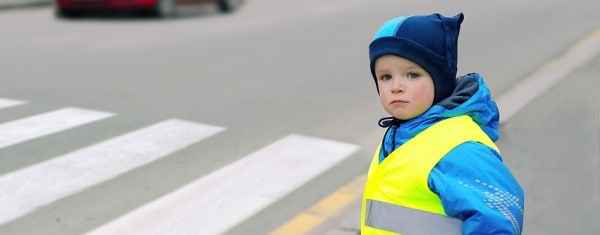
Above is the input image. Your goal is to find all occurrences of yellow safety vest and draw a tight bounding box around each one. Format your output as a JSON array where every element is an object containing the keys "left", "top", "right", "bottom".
[{"left": 361, "top": 115, "right": 499, "bottom": 235}]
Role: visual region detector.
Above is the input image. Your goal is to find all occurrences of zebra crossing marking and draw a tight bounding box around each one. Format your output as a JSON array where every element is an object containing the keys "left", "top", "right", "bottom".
[
  {"left": 86, "top": 134, "right": 360, "bottom": 235},
  {"left": 0, "top": 107, "right": 114, "bottom": 149},
  {"left": 0, "top": 119, "right": 225, "bottom": 225},
  {"left": 0, "top": 98, "right": 25, "bottom": 109},
  {"left": 0, "top": 98, "right": 361, "bottom": 234}
]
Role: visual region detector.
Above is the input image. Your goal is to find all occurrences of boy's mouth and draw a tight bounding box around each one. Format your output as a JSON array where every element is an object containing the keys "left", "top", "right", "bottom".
[{"left": 391, "top": 99, "right": 408, "bottom": 104}]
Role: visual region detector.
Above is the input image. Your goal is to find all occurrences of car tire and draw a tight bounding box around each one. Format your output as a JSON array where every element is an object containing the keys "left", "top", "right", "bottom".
[
  {"left": 153, "top": 0, "right": 176, "bottom": 18},
  {"left": 218, "top": 0, "right": 240, "bottom": 13},
  {"left": 55, "top": 8, "right": 82, "bottom": 18}
]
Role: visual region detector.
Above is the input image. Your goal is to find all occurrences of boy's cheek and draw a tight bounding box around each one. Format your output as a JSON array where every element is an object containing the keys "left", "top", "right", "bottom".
[{"left": 379, "top": 94, "right": 391, "bottom": 107}]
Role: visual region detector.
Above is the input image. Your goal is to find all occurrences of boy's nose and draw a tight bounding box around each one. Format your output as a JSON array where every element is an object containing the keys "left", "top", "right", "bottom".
[{"left": 391, "top": 79, "right": 404, "bottom": 93}]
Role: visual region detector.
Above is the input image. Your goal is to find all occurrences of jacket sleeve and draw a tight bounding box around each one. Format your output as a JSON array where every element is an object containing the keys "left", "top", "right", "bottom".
[{"left": 428, "top": 142, "right": 524, "bottom": 235}]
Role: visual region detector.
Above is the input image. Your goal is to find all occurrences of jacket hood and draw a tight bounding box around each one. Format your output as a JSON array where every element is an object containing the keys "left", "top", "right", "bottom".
[
  {"left": 435, "top": 72, "right": 500, "bottom": 140},
  {"left": 378, "top": 73, "right": 499, "bottom": 160}
]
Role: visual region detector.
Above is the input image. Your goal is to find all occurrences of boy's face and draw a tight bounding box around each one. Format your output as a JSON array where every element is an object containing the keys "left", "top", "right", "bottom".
[{"left": 374, "top": 55, "right": 435, "bottom": 120}]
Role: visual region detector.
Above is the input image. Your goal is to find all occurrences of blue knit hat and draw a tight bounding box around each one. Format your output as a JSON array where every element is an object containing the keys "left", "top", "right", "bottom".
[{"left": 369, "top": 13, "right": 464, "bottom": 104}]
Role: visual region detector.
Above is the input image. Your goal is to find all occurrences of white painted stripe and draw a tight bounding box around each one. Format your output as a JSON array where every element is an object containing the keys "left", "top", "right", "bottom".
[
  {"left": 0, "top": 107, "right": 114, "bottom": 149},
  {"left": 0, "top": 119, "right": 225, "bottom": 225},
  {"left": 497, "top": 27, "right": 600, "bottom": 124},
  {"left": 87, "top": 134, "right": 360, "bottom": 235},
  {"left": 0, "top": 98, "right": 25, "bottom": 109}
]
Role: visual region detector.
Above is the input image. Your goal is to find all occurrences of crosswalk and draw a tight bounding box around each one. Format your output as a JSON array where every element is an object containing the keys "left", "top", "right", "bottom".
[{"left": 0, "top": 98, "right": 360, "bottom": 235}]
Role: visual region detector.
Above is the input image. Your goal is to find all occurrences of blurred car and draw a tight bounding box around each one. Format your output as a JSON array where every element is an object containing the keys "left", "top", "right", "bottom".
[{"left": 54, "top": 0, "right": 239, "bottom": 18}]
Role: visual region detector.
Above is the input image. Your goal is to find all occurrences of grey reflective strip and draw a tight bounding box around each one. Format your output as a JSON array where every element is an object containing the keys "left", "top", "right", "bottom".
[{"left": 365, "top": 199, "right": 462, "bottom": 235}]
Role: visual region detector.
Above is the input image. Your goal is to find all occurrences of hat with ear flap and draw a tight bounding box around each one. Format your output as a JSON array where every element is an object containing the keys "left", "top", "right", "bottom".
[{"left": 369, "top": 13, "right": 464, "bottom": 104}]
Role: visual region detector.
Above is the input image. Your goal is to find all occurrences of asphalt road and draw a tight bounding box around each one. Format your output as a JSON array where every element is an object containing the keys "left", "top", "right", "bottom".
[
  {"left": 497, "top": 49, "right": 600, "bottom": 234},
  {"left": 0, "top": 0, "right": 598, "bottom": 234}
]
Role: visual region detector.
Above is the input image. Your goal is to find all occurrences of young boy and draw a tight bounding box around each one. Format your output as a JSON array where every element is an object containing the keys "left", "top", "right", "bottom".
[{"left": 361, "top": 13, "right": 524, "bottom": 235}]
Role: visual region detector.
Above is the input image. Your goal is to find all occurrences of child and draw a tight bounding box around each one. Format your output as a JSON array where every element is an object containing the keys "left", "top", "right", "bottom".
[{"left": 360, "top": 13, "right": 524, "bottom": 235}]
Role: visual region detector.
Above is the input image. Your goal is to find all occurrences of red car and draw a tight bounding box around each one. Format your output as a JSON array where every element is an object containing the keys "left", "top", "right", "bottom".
[{"left": 54, "top": 0, "right": 239, "bottom": 18}]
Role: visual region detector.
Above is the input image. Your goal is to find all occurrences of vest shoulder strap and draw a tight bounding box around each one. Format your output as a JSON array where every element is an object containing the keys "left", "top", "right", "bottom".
[{"left": 374, "top": 115, "right": 498, "bottom": 189}]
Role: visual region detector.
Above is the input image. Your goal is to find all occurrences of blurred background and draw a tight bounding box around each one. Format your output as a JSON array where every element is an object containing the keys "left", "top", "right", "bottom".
[{"left": 0, "top": 0, "right": 599, "bottom": 234}]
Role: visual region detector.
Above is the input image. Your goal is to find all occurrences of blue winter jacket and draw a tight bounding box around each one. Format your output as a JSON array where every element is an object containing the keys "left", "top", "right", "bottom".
[{"left": 378, "top": 73, "right": 524, "bottom": 234}]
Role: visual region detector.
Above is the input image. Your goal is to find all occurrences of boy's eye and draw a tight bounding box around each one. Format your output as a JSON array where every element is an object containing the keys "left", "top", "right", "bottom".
[
  {"left": 379, "top": 74, "right": 392, "bottom": 81},
  {"left": 406, "top": 72, "right": 420, "bottom": 79}
]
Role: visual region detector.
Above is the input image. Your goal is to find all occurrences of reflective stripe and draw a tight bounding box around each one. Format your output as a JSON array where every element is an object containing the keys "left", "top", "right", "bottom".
[{"left": 365, "top": 199, "right": 462, "bottom": 235}]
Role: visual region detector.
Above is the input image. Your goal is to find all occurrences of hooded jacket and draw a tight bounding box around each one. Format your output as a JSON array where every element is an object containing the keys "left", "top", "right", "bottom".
[{"left": 376, "top": 73, "right": 524, "bottom": 234}]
